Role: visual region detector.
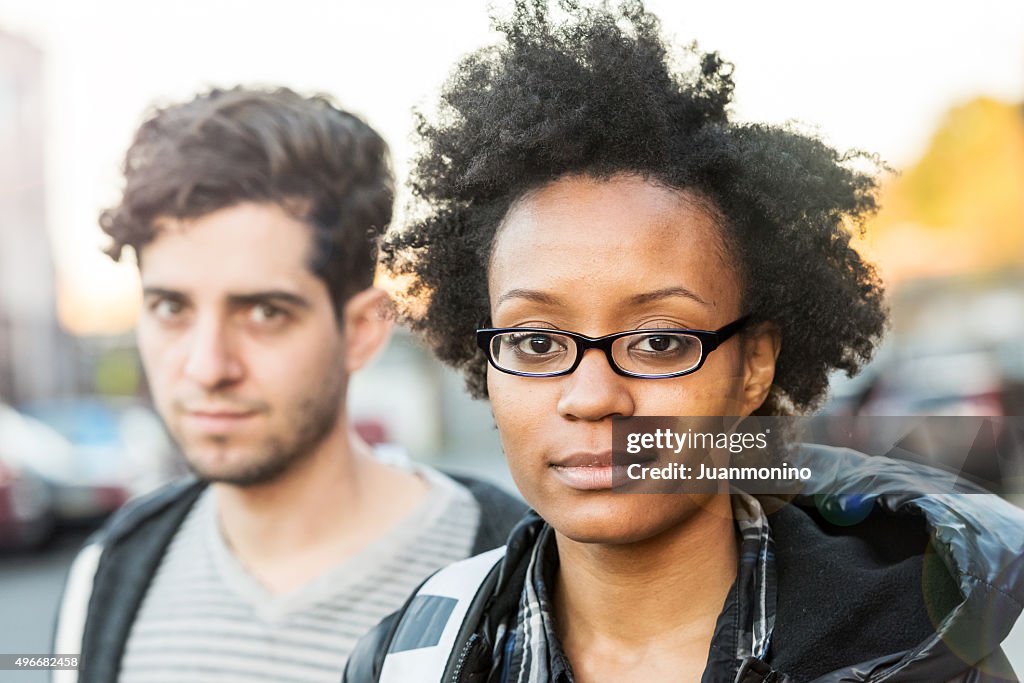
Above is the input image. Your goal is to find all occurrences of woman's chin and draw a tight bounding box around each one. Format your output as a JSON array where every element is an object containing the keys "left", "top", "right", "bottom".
[{"left": 539, "top": 494, "right": 705, "bottom": 546}]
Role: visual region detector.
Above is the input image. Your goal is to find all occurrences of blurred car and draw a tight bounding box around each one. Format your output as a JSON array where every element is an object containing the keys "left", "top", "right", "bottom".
[
  {"left": 860, "top": 349, "right": 1007, "bottom": 417},
  {"left": 0, "top": 406, "right": 57, "bottom": 548},
  {"left": 17, "top": 398, "right": 183, "bottom": 522},
  {"left": 817, "top": 274, "right": 1024, "bottom": 494},
  {"left": 821, "top": 333, "right": 1013, "bottom": 416},
  {"left": 820, "top": 347, "right": 1019, "bottom": 492},
  {"left": 0, "top": 453, "right": 54, "bottom": 550}
]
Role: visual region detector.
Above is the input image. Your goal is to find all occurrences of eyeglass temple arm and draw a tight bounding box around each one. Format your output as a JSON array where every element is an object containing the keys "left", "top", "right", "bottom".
[{"left": 709, "top": 315, "right": 752, "bottom": 348}]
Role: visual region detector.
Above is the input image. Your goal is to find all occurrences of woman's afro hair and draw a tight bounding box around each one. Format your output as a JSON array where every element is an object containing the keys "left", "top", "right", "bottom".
[{"left": 382, "top": 0, "right": 887, "bottom": 414}]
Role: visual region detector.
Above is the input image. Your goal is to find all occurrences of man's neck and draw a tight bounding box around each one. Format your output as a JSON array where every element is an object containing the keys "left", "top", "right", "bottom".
[{"left": 212, "top": 424, "right": 430, "bottom": 595}]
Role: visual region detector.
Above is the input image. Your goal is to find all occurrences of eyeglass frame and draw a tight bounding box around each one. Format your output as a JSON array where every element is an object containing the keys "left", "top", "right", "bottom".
[{"left": 476, "top": 315, "right": 751, "bottom": 379}]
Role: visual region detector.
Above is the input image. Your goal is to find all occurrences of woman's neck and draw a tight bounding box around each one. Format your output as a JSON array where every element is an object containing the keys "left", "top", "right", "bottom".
[{"left": 551, "top": 494, "right": 738, "bottom": 682}]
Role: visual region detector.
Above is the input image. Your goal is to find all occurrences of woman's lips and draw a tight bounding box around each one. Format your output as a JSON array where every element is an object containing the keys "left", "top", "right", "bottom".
[
  {"left": 550, "top": 463, "right": 620, "bottom": 490},
  {"left": 550, "top": 452, "right": 617, "bottom": 490},
  {"left": 549, "top": 451, "right": 653, "bottom": 490}
]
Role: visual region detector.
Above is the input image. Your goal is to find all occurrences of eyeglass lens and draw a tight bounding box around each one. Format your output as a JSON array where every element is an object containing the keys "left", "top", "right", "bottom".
[{"left": 489, "top": 331, "right": 704, "bottom": 376}]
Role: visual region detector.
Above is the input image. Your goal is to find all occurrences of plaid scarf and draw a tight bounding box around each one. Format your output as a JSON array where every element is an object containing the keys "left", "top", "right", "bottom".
[{"left": 502, "top": 492, "right": 776, "bottom": 683}]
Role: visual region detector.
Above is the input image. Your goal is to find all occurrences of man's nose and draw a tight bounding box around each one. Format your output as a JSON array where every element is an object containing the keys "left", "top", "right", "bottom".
[
  {"left": 183, "top": 318, "right": 244, "bottom": 389},
  {"left": 556, "top": 348, "right": 635, "bottom": 421}
]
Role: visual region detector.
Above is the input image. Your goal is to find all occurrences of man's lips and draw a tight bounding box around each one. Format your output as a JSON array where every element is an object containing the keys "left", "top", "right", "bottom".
[{"left": 181, "top": 407, "right": 261, "bottom": 433}]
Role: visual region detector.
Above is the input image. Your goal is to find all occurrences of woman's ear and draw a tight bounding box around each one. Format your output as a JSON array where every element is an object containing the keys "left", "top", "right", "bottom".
[
  {"left": 341, "top": 287, "right": 394, "bottom": 374},
  {"left": 740, "top": 321, "right": 782, "bottom": 415}
]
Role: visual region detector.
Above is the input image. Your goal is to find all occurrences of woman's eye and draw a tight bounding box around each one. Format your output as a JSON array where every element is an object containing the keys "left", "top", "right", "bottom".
[
  {"left": 508, "top": 333, "right": 564, "bottom": 355},
  {"left": 632, "top": 334, "right": 682, "bottom": 353}
]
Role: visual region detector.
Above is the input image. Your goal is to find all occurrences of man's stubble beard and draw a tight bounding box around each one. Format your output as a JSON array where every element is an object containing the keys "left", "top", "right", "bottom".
[{"left": 183, "top": 370, "right": 347, "bottom": 488}]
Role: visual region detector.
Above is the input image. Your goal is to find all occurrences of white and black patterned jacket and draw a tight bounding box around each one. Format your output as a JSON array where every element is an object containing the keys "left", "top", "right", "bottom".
[{"left": 343, "top": 446, "right": 1024, "bottom": 683}]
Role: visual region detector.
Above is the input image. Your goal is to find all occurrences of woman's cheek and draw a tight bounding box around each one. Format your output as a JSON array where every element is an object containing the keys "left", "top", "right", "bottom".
[{"left": 490, "top": 375, "right": 553, "bottom": 495}]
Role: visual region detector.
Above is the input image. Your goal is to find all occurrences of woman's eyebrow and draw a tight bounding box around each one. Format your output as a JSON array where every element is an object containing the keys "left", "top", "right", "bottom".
[
  {"left": 627, "top": 287, "right": 710, "bottom": 307},
  {"left": 495, "top": 287, "right": 709, "bottom": 308},
  {"left": 495, "top": 288, "right": 565, "bottom": 307}
]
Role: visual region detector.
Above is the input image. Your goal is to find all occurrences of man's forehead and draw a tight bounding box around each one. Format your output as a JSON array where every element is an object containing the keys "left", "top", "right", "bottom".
[{"left": 141, "top": 204, "right": 318, "bottom": 289}]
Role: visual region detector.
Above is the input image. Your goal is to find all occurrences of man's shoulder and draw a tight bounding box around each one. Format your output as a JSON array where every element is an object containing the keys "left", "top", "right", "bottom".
[
  {"left": 439, "top": 470, "right": 528, "bottom": 554},
  {"left": 88, "top": 477, "right": 206, "bottom": 549},
  {"left": 443, "top": 470, "right": 524, "bottom": 513},
  {"left": 54, "top": 478, "right": 208, "bottom": 679}
]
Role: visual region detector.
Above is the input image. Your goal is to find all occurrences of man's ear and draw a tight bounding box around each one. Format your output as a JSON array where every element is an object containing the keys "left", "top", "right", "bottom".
[
  {"left": 740, "top": 321, "right": 782, "bottom": 415},
  {"left": 341, "top": 287, "right": 394, "bottom": 374}
]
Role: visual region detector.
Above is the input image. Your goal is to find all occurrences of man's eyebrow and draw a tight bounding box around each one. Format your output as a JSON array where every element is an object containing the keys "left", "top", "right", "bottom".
[
  {"left": 226, "top": 291, "right": 312, "bottom": 309},
  {"left": 141, "top": 288, "right": 312, "bottom": 310},
  {"left": 627, "top": 287, "right": 710, "bottom": 307},
  {"left": 142, "top": 287, "right": 187, "bottom": 300},
  {"left": 495, "top": 289, "right": 566, "bottom": 307}
]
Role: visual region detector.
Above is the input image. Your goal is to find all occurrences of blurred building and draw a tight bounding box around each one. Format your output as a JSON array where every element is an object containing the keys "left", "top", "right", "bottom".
[
  {"left": 0, "top": 30, "right": 76, "bottom": 403},
  {"left": 347, "top": 327, "right": 509, "bottom": 486}
]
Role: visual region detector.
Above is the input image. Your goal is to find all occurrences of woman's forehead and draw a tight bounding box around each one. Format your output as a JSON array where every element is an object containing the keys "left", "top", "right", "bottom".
[{"left": 488, "top": 175, "right": 740, "bottom": 315}]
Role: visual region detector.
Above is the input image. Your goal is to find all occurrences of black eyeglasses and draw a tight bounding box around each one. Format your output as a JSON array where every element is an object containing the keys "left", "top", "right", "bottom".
[{"left": 476, "top": 315, "right": 750, "bottom": 379}]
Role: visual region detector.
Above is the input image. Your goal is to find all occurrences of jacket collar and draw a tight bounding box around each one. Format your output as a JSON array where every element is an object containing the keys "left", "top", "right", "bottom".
[{"left": 788, "top": 444, "right": 1024, "bottom": 681}]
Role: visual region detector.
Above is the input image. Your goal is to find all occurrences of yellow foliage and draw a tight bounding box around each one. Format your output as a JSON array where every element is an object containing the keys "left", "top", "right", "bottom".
[{"left": 862, "top": 98, "right": 1024, "bottom": 284}]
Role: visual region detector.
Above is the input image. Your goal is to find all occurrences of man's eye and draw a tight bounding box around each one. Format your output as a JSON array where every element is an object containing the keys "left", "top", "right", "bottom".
[
  {"left": 249, "top": 303, "right": 287, "bottom": 325},
  {"left": 152, "top": 299, "right": 185, "bottom": 320}
]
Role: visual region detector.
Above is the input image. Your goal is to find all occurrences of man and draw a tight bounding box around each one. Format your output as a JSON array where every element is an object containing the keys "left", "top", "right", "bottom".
[{"left": 53, "top": 87, "right": 525, "bottom": 683}]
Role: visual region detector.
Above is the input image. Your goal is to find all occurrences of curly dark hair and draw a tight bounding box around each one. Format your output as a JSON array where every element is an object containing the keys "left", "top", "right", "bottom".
[
  {"left": 100, "top": 86, "right": 393, "bottom": 317},
  {"left": 383, "top": 0, "right": 887, "bottom": 414}
]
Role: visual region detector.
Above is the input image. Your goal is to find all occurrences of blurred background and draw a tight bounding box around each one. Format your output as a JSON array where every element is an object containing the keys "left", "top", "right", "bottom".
[{"left": 0, "top": 0, "right": 1022, "bottom": 677}]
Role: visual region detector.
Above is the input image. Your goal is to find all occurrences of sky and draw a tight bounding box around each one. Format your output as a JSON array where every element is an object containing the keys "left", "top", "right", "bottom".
[{"left": 0, "top": 0, "right": 1022, "bottom": 334}]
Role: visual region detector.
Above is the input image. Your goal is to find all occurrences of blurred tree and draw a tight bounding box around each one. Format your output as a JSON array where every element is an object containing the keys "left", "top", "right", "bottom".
[
  {"left": 861, "top": 98, "right": 1024, "bottom": 284},
  {"left": 94, "top": 348, "right": 141, "bottom": 396}
]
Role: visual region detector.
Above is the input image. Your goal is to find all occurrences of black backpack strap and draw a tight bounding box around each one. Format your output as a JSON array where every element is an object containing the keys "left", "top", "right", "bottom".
[
  {"left": 75, "top": 479, "right": 206, "bottom": 683},
  {"left": 446, "top": 473, "right": 528, "bottom": 555},
  {"left": 343, "top": 612, "right": 403, "bottom": 683},
  {"left": 379, "top": 547, "right": 506, "bottom": 683},
  {"left": 343, "top": 515, "right": 546, "bottom": 683},
  {"left": 735, "top": 657, "right": 795, "bottom": 683}
]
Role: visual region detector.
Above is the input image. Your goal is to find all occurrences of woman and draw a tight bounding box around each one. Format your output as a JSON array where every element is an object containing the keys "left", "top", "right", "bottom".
[{"left": 345, "top": 2, "right": 1024, "bottom": 681}]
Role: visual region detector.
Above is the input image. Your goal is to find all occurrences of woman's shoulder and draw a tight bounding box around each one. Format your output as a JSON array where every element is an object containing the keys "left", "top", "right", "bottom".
[{"left": 765, "top": 493, "right": 1021, "bottom": 681}]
